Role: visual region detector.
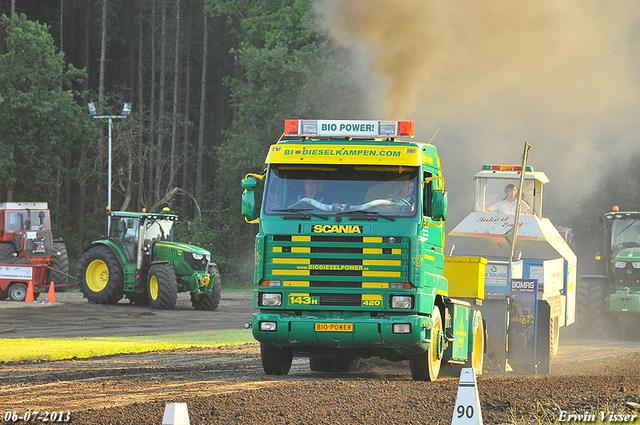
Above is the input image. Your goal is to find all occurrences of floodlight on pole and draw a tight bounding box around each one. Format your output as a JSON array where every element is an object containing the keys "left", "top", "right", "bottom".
[{"left": 88, "top": 102, "right": 132, "bottom": 232}]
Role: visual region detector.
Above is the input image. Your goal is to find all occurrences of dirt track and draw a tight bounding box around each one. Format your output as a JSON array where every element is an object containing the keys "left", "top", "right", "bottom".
[{"left": 1, "top": 292, "right": 640, "bottom": 424}]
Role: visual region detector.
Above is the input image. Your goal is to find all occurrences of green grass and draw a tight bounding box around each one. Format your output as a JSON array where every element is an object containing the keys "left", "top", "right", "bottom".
[{"left": 0, "top": 329, "right": 256, "bottom": 362}]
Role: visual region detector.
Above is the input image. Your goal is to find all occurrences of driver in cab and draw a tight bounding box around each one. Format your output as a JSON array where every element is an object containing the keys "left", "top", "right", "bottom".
[
  {"left": 389, "top": 180, "right": 415, "bottom": 211},
  {"left": 485, "top": 184, "right": 531, "bottom": 215}
]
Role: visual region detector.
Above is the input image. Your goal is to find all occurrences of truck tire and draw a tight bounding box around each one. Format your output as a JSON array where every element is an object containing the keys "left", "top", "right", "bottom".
[
  {"left": 191, "top": 266, "right": 222, "bottom": 311},
  {"left": 260, "top": 343, "right": 293, "bottom": 375},
  {"left": 48, "top": 242, "right": 69, "bottom": 292},
  {"left": 576, "top": 276, "right": 607, "bottom": 337},
  {"left": 409, "top": 307, "right": 443, "bottom": 381},
  {"left": 147, "top": 264, "right": 178, "bottom": 310},
  {"left": 78, "top": 246, "right": 124, "bottom": 304},
  {"left": 8, "top": 282, "right": 28, "bottom": 301},
  {"left": 0, "top": 243, "right": 17, "bottom": 261}
]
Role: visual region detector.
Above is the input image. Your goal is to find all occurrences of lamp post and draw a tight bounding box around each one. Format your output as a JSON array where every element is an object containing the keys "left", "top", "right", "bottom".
[{"left": 88, "top": 102, "right": 131, "bottom": 232}]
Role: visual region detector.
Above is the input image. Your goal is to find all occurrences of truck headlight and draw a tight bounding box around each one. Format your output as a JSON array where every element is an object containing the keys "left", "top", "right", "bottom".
[
  {"left": 259, "top": 321, "right": 277, "bottom": 331},
  {"left": 393, "top": 323, "right": 411, "bottom": 334},
  {"left": 261, "top": 293, "right": 282, "bottom": 307},
  {"left": 391, "top": 295, "right": 413, "bottom": 309},
  {"left": 615, "top": 261, "right": 627, "bottom": 268}
]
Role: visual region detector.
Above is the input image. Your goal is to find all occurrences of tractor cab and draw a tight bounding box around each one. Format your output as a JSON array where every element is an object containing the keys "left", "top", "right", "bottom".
[
  {"left": 0, "top": 202, "right": 54, "bottom": 259},
  {"left": 107, "top": 209, "right": 176, "bottom": 264},
  {"left": 473, "top": 164, "right": 548, "bottom": 216},
  {"left": 0, "top": 202, "right": 51, "bottom": 238}
]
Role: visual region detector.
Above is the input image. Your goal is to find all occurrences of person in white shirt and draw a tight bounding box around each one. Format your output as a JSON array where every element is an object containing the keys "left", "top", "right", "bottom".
[{"left": 486, "top": 184, "right": 531, "bottom": 214}]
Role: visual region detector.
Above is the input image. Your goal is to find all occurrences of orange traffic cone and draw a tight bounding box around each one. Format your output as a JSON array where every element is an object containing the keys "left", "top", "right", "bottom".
[
  {"left": 47, "top": 281, "right": 56, "bottom": 303},
  {"left": 25, "top": 280, "right": 34, "bottom": 303}
]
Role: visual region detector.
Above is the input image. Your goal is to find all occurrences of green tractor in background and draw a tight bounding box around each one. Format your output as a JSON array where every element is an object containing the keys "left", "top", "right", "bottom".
[
  {"left": 578, "top": 209, "right": 640, "bottom": 337},
  {"left": 78, "top": 208, "right": 221, "bottom": 310}
]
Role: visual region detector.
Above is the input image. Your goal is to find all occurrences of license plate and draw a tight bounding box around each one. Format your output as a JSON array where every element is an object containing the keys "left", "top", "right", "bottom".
[{"left": 315, "top": 323, "right": 354, "bottom": 332}]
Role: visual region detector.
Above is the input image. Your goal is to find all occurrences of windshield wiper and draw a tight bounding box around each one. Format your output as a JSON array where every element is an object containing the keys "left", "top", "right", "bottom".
[
  {"left": 336, "top": 210, "right": 396, "bottom": 222},
  {"left": 272, "top": 208, "right": 329, "bottom": 220}
]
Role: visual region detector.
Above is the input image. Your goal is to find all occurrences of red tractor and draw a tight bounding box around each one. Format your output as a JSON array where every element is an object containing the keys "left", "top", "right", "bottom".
[{"left": 0, "top": 202, "right": 69, "bottom": 301}]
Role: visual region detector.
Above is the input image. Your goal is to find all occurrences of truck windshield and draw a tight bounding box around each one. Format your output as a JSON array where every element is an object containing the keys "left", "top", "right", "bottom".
[
  {"left": 611, "top": 218, "right": 640, "bottom": 251},
  {"left": 263, "top": 165, "right": 419, "bottom": 218},
  {"left": 145, "top": 219, "right": 175, "bottom": 243}
]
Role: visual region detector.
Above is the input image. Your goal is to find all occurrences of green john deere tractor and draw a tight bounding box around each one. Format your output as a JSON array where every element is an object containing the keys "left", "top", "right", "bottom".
[
  {"left": 578, "top": 210, "right": 640, "bottom": 337},
  {"left": 78, "top": 208, "right": 221, "bottom": 310}
]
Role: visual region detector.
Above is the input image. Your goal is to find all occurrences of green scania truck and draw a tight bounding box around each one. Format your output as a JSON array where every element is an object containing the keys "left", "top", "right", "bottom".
[{"left": 241, "top": 119, "right": 485, "bottom": 381}]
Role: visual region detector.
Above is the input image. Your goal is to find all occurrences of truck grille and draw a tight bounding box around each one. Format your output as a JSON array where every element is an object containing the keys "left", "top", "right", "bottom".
[{"left": 264, "top": 234, "right": 409, "bottom": 307}]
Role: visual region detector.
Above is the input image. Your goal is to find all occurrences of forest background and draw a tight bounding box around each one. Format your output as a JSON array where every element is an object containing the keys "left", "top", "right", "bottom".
[
  {"left": 0, "top": 0, "right": 638, "bottom": 284},
  {"left": 0, "top": 0, "right": 367, "bottom": 284}
]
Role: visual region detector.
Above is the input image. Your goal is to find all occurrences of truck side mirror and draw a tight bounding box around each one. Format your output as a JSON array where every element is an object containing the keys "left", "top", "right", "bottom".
[
  {"left": 241, "top": 177, "right": 258, "bottom": 221},
  {"left": 431, "top": 190, "right": 448, "bottom": 221}
]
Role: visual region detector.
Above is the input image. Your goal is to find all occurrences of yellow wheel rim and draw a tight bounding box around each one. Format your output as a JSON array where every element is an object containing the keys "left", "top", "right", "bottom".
[
  {"left": 149, "top": 275, "right": 159, "bottom": 300},
  {"left": 86, "top": 259, "right": 109, "bottom": 292},
  {"left": 432, "top": 314, "right": 442, "bottom": 370},
  {"left": 473, "top": 323, "right": 483, "bottom": 368}
]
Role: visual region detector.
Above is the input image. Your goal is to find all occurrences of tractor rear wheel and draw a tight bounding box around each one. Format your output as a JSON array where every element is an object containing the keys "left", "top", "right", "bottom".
[
  {"left": 409, "top": 307, "right": 443, "bottom": 381},
  {"left": 0, "top": 243, "right": 17, "bottom": 261},
  {"left": 48, "top": 242, "right": 69, "bottom": 292},
  {"left": 78, "top": 246, "right": 124, "bottom": 304},
  {"left": 147, "top": 264, "right": 178, "bottom": 310},
  {"left": 576, "top": 276, "right": 607, "bottom": 337}
]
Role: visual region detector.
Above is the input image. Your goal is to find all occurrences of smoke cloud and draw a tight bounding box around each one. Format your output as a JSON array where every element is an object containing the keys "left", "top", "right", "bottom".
[{"left": 315, "top": 0, "right": 640, "bottom": 225}]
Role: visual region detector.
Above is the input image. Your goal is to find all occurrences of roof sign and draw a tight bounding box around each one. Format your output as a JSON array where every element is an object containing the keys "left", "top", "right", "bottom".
[{"left": 284, "top": 119, "right": 414, "bottom": 139}]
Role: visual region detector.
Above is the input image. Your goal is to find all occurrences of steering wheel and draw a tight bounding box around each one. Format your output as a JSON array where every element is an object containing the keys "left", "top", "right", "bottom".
[{"left": 387, "top": 197, "right": 411, "bottom": 207}]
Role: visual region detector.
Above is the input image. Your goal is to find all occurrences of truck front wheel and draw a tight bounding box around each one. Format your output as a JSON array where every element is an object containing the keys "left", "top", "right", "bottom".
[
  {"left": 78, "top": 246, "right": 124, "bottom": 304},
  {"left": 260, "top": 344, "right": 293, "bottom": 375},
  {"left": 410, "top": 307, "right": 443, "bottom": 381},
  {"left": 147, "top": 264, "right": 178, "bottom": 310}
]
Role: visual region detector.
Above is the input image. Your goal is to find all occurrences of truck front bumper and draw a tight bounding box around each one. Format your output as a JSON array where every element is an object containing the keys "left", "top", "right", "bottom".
[{"left": 252, "top": 311, "right": 433, "bottom": 356}]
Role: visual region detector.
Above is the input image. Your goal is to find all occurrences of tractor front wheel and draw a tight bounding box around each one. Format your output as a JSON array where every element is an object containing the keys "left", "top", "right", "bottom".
[
  {"left": 147, "top": 264, "right": 178, "bottom": 310},
  {"left": 191, "top": 266, "right": 222, "bottom": 311},
  {"left": 78, "top": 246, "right": 124, "bottom": 304}
]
